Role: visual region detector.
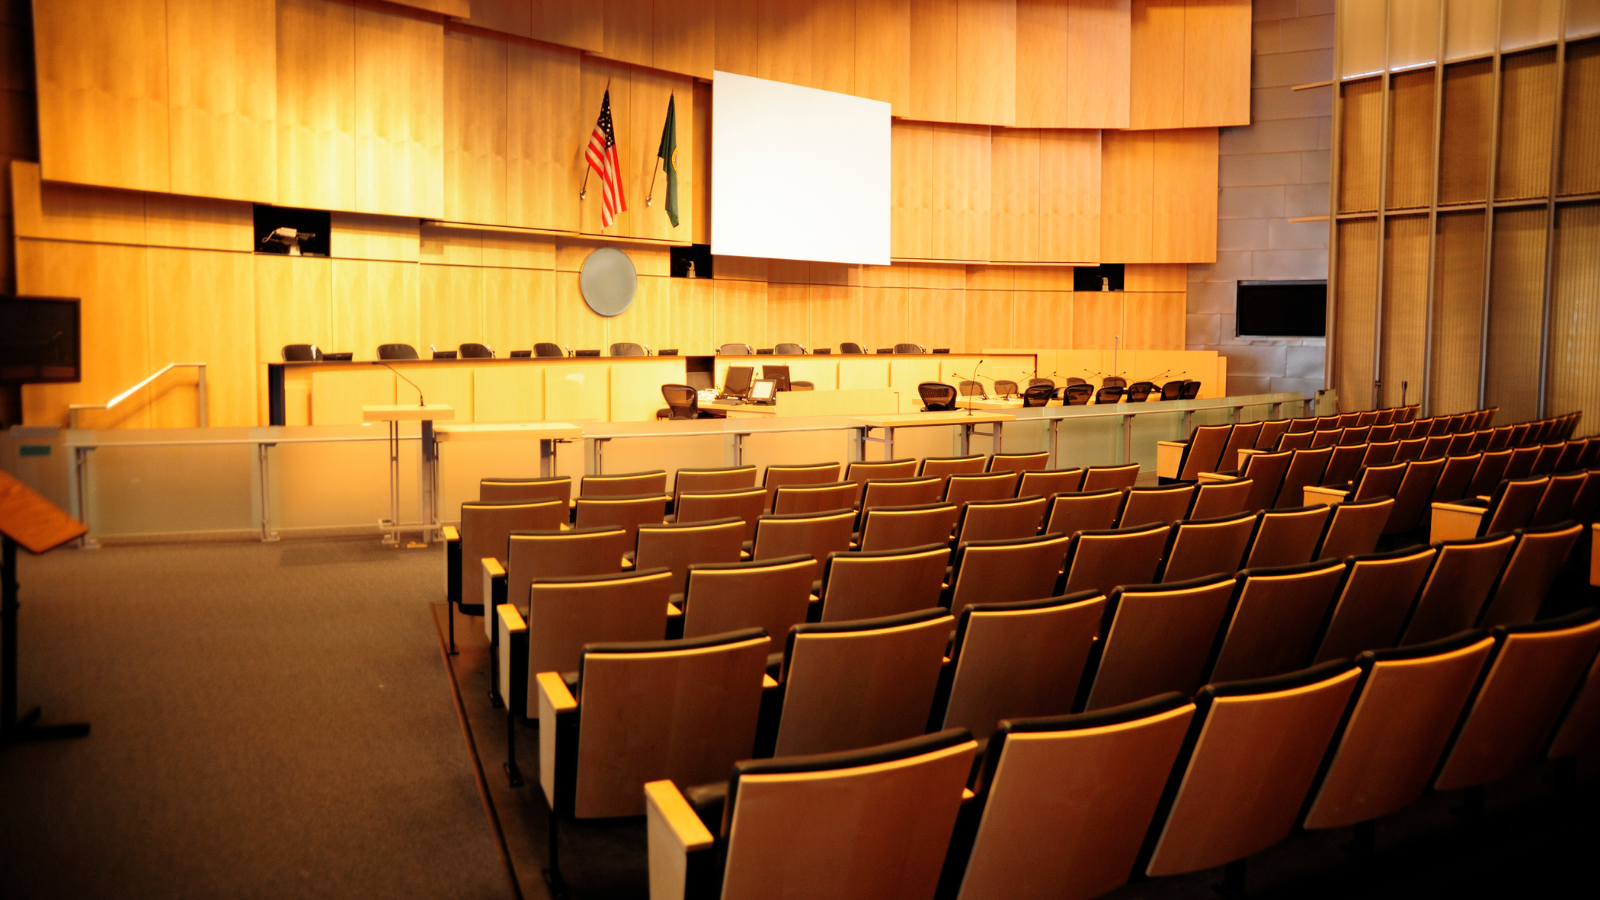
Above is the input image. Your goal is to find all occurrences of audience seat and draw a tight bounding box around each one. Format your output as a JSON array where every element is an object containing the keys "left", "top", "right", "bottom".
[
  {"left": 1043, "top": 489, "right": 1124, "bottom": 537},
  {"left": 1312, "top": 496, "right": 1394, "bottom": 561},
  {"left": 635, "top": 518, "right": 746, "bottom": 598},
  {"left": 1429, "top": 475, "right": 1548, "bottom": 543},
  {"left": 952, "top": 496, "right": 1048, "bottom": 546},
  {"left": 987, "top": 451, "right": 1050, "bottom": 473},
  {"left": 1118, "top": 484, "right": 1195, "bottom": 528},
  {"left": 1206, "top": 559, "right": 1346, "bottom": 683},
  {"left": 1187, "top": 477, "right": 1254, "bottom": 520},
  {"left": 1157, "top": 512, "right": 1256, "bottom": 583},
  {"left": 1082, "top": 463, "right": 1141, "bottom": 492},
  {"left": 1313, "top": 546, "right": 1438, "bottom": 663},
  {"left": 574, "top": 493, "right": 670, "bottom": 549},
  {"left": 771, "top": 481, "right": 858, "bottom": 515},
  {"left": 679, "top": 555, "right": 814, "bottom": 644},
  {"left": 760, "top": 462, "right": 842, "bottom": 510},
  {"left": 857, "top": 503, "right": 959, "bottom": 552},
  {"left": 1476, "top": 522, "right": 1583, "bottom": 627},
  {"left": 1398, "top": 533, "right": 1517, "bottom": 646},
  {"left": 750, "top": 510, "right": 855, "bottom": 588},
  {"left": 674, "top": 487, "right": 767, "bottom": 543},
  {"left": 1469, "top": 449, "right": 1514, "bottom": 497},
  {"left": 857, "top": 476, "right": 943, "bottom": 516},
  {"left": 943, "top": 472, "right": 1020, "bottom": 506},
  {"left": 918, "top": 454, "right": 987, "bottom": 481},
  {"left": 671, "top": 466, "right": 758, "bottom": 507},
  {"left": 1237, "top": 450, "right": 1294, "bottom": 512},
  {"left": 1243, "top": 505, "right": 1331, "bottom": 569},
  {"left": 1059, "top": 523, "right": 1169, "bottom": 597},
  {"left": 1016, "top": 468, "right": 1085, "bottom": 498},
  {"left": 817, "top": 544, "right": 949, "bottom": 623},
  {"left": 443, "top": 498, "right": 566, "bottom": 650},
  {"left": 479, "top": 475, "right": 572, "bottom": 504},
  {"left": 944, "top": 534, "right": 1073, "bottom": 618},
  {"left": 581, "top": 470, "right": 669, "bottom": 497},
  {"left": 1080, "top": 575, "right": 1239, "bottom": 711}
]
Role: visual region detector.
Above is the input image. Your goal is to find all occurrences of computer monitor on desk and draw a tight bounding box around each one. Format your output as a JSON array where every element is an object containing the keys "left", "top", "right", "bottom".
[
  {"left": 763, "top": 364, "right": 791, "bottom": 392},
  {"left": 749, "top": 379, "right": 777, "bottom": 404},
  {"left": 723, "top": 365, "right": 754, "bottom": 399}
]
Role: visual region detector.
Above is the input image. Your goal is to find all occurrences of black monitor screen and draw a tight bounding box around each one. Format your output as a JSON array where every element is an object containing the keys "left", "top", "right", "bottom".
[
  {"left": 1236, "top": 281, "right": 1327, "bottom": 337},
  {"left": 724, "top": 365, "right": 754, "bottom": 397},
  {"left": 763, "top": 364, "right": 791, "bottom": 392},
  {"left": 0, "top": 295, "right": 80, "bottom": 384}
]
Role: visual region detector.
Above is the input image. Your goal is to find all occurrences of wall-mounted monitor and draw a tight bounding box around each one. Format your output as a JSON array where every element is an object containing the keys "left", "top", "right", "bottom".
[
  {"left": 1236, "top": 281, "right": 1327, "bottom": 338},
  {"left": 0, "top": 295, "right": 80, "bottom": 384},
  {"left": 712, "top": 71, "right": 891, "bottom": 266}
]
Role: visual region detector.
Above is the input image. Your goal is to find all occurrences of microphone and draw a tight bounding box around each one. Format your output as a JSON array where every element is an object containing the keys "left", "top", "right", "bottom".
[
  {"left": 969, "top": 359, "right": 985, "bottom": 415},
  {"left": 564, "top": 344, "right": 572, "bottom": 357},
  {"left": 644, "top": 343, "right": 652, "bottom": 356},
  {"left": 380, "top": 362, "right": 426, "bottom": 407}
]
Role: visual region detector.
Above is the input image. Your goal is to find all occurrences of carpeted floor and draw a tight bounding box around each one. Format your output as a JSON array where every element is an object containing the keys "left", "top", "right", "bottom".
[
  {"left": 4, "top": 536, "right": 1597, "bottom": 900},
  {"left": 0, "top": 538, "right": 510, "bottom": 900}
]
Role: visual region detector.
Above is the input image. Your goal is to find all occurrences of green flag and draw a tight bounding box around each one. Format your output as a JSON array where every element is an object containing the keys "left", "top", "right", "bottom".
[{"left": 657, "top": 94, "right": 679, "bottom": 227}]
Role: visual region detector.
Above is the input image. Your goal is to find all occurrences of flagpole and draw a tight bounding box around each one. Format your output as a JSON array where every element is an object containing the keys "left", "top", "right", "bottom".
[
  {"left": 580, "top": 78, "right": 612, "bottom": 201},
  {"left": 646, "top": 157, "right": 660, "bottom": 206}
]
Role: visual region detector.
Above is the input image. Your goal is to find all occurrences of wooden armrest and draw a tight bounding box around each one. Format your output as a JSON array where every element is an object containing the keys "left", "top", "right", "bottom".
[
  {"left": 538, "top": 670, "right": 580, "bottom": 809},
  {"left": 1303, "top": 485, "right": 1348, "bottom": 507},
  {"left": 1431, "top": 501, "right": 1487, "bottom": 516},
  {"left": 1429, "top": 501, "right": 1487, "bottom": 544},
  {"left": 476, "top": 557, "right": 506, "bottom": 625},
  {"left": 762, "top": 674, "right": 778, "bottom": 689},
  {"left": 646, "top": 780, "right": 718, "bottom": 900},
  {"left": 441, "top": 524, "right": 459, "bottom": 542},
  {"left": 445, "top": 528, "right": 462, "bottom": 606},
  {"left": 497, "top": 604, "right": 528, "bottom": 715},
  {"left": 537, "top": 671, "right": 577, "bottom": 713},
  {"left": 1195, "top": 471, "right": 1233, "bottom": 483},
  {"left": 498, "top": 603, "right": 527, "bottom": 635},
  {"left": 668, "top": 602, "right": 682, "bottom": 617},
  {"left": 482, "top": 557, "right": 506, "bottom": 578},
  {"left": 961, "top": 788, "right": 976, "bottom": 802}
]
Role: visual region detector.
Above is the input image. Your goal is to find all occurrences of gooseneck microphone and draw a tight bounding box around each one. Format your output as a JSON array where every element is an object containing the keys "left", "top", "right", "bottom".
[
  {"left": 969, "top": 359, "right": 985, "bottom": 416},
  {"left": 380, "top": 362, "right": 426, "bottom": 407}
]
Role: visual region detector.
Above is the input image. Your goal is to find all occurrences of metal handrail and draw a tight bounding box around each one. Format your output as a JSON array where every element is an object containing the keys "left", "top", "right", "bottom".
[{"left": 67, "top": 363, "right": 208, "bottom": 429}]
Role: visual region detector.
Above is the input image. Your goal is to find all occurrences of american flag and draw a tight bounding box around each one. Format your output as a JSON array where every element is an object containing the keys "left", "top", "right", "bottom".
[{"left": 585, "top": 90, "right": 626, "bottom": 228}]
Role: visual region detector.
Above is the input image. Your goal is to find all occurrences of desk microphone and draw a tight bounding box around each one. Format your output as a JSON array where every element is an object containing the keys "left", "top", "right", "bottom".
[
  {"left": 644, "top": 343, "right": 652, "bottom": 356},
  {"left": 380, "top": 362, "right": 426, "bottom": 407},
  {"left": 564, "top": 344, "right": 572, "bottom": 358},
  {"left": 969, "top": 359, "right": 985, "bottom": 415}
]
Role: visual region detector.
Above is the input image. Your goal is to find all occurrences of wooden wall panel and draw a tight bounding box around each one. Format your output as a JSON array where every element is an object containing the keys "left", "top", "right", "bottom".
[
  {"left": 1071, "top": 290, "right": 1122, "bottom": 349},
  {"left": 144, "top": 194, "right": 253, "bottom": 252},
  {"left": 1181, "top": 0, "right": 1249, "bottom": 127},
  {"left": 627, "top": 69, "right": 696, "bottom": 242},
  {"left": 146, "top": 249, "right": 258, "bottom": 427},
  {"left": 1124, "top": 263, "right": 1187, "bottom": 291},
  {"left": 33, "top": 0, "right": 170, "bottom": 192},
  {"left": 1129, "top": 0, "right": 1185, "bottom": 130},
  {"left": 276, "top": 0, "right": 356, "bottom": 211},
  {"left": 610, "top": 274, "right": 675, "bottom": 350},
  {"left": 910, "top": 0, "right": 960, "bottom": 122},
  {"left": 812, "top": 0, "right": 858, "bottom": 96},
  {"left": 354, "top": 3, "right": 445, "bottom": 218},
  {"left": 893, "top": 122, "right": 935, "bottom": 258},
  {"left": 507, "top": 39, "right": 584, "bottom": 233},
  {"left": 165, "top": 0, "right": 277, "bottom": 202},
  {"left": 420, "top": 264, "right": 486, "bottom": 352},
  {"left": 1121, "top": 292, "right": 1184, "bottom": 349},
  {"left": 255, "top": 255, "right": 333, "bottom": 364},
  {"left": 713, "top": 278, "right": 769, "bottom": 349},
  {"left": 333, "top": 259, "right": 422, "bottom": 360},
  {"left": 553, "top": 272, "right": 612, "bottom": 350},
  {"left": 990, "top": 129, "right": 1041, "bottom": 262},
  {"left": 1039, "top": 129, "right": 1102, "bottom": 262},
  {"left": 1150, "top": 127, "right": 1218, "bottom": 262},
  {"left": 810, "top": 283, "right": 864, "bottom": 351},
  {"left": 956, "top": 0, "right": 1017, "bottom": 126},
  {"left": 444, "top": 26, "right": 509, "bottom": 226},
  {"left": 767, "top": 283, "right": 812, "bottom": 347},
  {"left": 930, "top": 124, "right": 992, "bottom": 261},
  {"left": 472, "top": 0, "right": 533, "bottom": 38},
  {"left": 964, "top": 289, "right": 1015, "bottom": 350},
  {"left": 1066, "top": 0, "right": 1131, "bottom": 128},
  {"left": 671, "top": 278, "right": 716, "bottom": 355},
  {"left": 909, "top": 287, "right": 967, "bottom": 351},
  {"left": 758, "top": 1, "right": 814, "bottom": 89},
  {"left": 692, "top": 81, "right": 713, "bottom": 246},
  {"left": 856, "top": 0, "right": 913, "bottom": 114},
  {"left": 1015, "top": 0, "right": 1072, "bottom": 128},
  {"left": 603, "top": 0, "right": 655, "bottom": 68},
  {"left": 1012, "top": 289, "right": 1073, "bottom": 350},
  {"left": 654, "top": 0, "right": 715, "bottom": 79},
  {"left": 17, "top": 241, "right": 152, "bottom": 428},
  {"left": 860, "top": 286, "right": 910, "bottom": 350},
  {"left": 714, "top": 0, "right": 760, "bottom": 76},
  {"left": 11, "top": 162, "right": 147, "bottom": 246},
  {"left": 483, "top": 267, "right": 558, "bottom": 354},
  {"left": 1100, "top": 129, "right": 1153, "bottom": 261},
  {"left": 532, "top": 0, "right": 605, "bottom": 51}
]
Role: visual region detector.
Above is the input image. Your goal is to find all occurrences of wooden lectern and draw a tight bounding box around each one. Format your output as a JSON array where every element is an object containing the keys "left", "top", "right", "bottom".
[
  {"left": 362, "top": 404, "right": 454, "bottom": 547},
  {"left": 0, "top": 470, "right": 90, "bottom": 744}
]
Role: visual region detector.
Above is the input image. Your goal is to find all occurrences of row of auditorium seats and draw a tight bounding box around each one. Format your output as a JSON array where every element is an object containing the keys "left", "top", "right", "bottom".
[
  {"left": 644, "top": 609, "right": 1600, "bottom": 899},
  {"left": 445, "top": 442, "right": 1595, "bottom": 896}
]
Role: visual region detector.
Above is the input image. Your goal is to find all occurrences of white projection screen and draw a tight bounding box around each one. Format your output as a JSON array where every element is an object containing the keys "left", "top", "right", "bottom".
[{"left": 711, "top": 71, "right": 891, "bottom": 266}]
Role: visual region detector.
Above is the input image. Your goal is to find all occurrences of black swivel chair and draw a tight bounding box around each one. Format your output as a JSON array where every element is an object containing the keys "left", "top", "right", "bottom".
[
  {"left": 1022, "top": 384, "right": 1055, "bottom": 407},
  {"left": 774, "top": 342, "right": 807, "bottom": 355},
  {"left": 895, "top": 343, "right": 927, "bottom": 354},
  {"left": 718, "top": 343, "right": 754, "bottom": 355},
  {"left": 1063, "top": 384, "right": 1094, "bottom": 405},
  {"left": 840, "top": 342, "right": 866, "bottom": 354},
  {"left": 658, "top": 384, "right": 708, "bottom": 420},
  {"left": 377, "top": 343, "right": 419, "bottom": 360},
  {"left": 459, "top": 343, "right": 494, "bottom": 358},
  {"left": 534, "top": 343, "right": 565, "bottom": 358},
  {"left": 993, "top": 379, "right": 1020, "bottom": 398},
  {"left": 282, "top": 344, "right": 321, "bottom": 361},
  {"left": 1102, "top": 376, "right": 1127, "bottom": 389},
  {"left": 1161, "top": 380, "right": 1185, "bottom": 400},
  {"left": 610, "top": 342, "right": 647, "bottom": 357},
  {"left": 1182, "top": 381, "right": 1202, "bottom": 399},
  {"left": 919, "top": 382, "right": 958, "bottom": 412},
  {"left": 1127, "top": 381, "right": 1156, "bottom": 401},
  {"left": 1095, "top": 385, "right": 1125, "bottom": 404}
]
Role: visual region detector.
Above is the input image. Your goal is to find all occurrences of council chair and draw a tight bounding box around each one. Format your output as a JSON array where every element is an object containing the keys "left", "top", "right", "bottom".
[
  {"left": 644, "top": 729, "right": 977, "bottom": 900},
  {"left": 679, "top": 555, "right": 815, "bottom": 644},
  {"left": 1187, "top": 476, "right": 1254, "bottom": 520},
  {"left": 937, "top": 592, "right": 1104, "bottom": 742},
  {"left": 1398, "top": 533, "right": 1517, "bottom": 646},
  {"left": 988, "top": 451, "right": 1050, "bottom": 473},
  {"left": 1312, "top": 496, "right": 1394, "bottom": 561},
  {"left": 573, "top": 493, "right": 669, "bottom": 551},
  {"left": 1016, "top": 468, "right": 1084, "bottom": 498},
  {"left": 1302, "top": 632, "right": 1496, "bottom": 839},
  {"left": 919, "top": 382, "right": 958, "bottom": 411},
  {"left": 281, "top": 343, "right": 321, "bottom": 361},
  {"left": 1059, "top": 523, "right": 1169, "bottom": 597},
  {"left": 1242, "top": 504, "right": 1331, "bottom": 569},
  {"left": 759, "top": 461, "right": 841, "bottom": 510},
  {"left": 1434, "top": 609, "right": 1600, "bottom": 796},
  {"left": 580, "top": 469, "right": 669, "bottom": 498},
  {"left": 534, "top": 630, "right": 769, "bottom": 893},
  {"left": 839, "top": 341, "right": 867, "bottom": 354},
  {"left": 944, "top": 472, "right": 1020, "bottom": 506},
  {"left": 1079, "top": 575, "right": 1238, "bottom": 711},
  {"left": 717, "top": 342, "right": 753, "bottom": 355},
  {"left": 1118, "top": 484, "right": 1195, "bottom": 528},
  {"left": 674, "top": 486, "right": 767, "bottom": 543},
  {"left": 1157, "top": 512, "right": 1256, "bottom": 583},
  {"left": 1140, "top": 661, "right": 1361, "bottom": 893},
  {"left": 1062, "top": 384, "right": 1094, "bottom": 405},
  {"left": 1476, "top": 521, "right": 1584, "bottom": 627},
  {"left": 1206, "top": 559, "right": 1347, "bottom": 683},
  {"left": 377, "top": 343, "right": 419, "bottom": 359},
  {"left": 773, "top": 341, "right": 806, "bottom": 355},
  {"left": 1082, "top": 463, "right": 1141, "bottom": 492},
  {"left": 479, "top": 475, "right": 571, "bottom": 504},
  {"left": 634, "top": 518, "right": 746, "bottom": 598},
  {"left": 1313, "top": 546, "right": 1439, "bottom": 663},
  {"left": 944, "top": 533, "right": 1073, "bottom": 618},
  {"left": 750, "top": 509, "right": 856, "bottom": 589},
  {"left": 660, "top": 384, "right": 706, "bottom": 420},
  {"left": 817, "top": 544, "right": 949, "bottom": 622},
  {"left": 459, "top": 342, "right": 494, "bottom": 358},
  {"left": 770, "top": 481, "right": 858, "bottom": 515},
  {"left": 952, "top": 496, "right": 1048, "bottom": 546},
  {"left": 949, "top": 694, "right": 1195, "bottom": 900},
  {"left": 769, "top": 608, "right": 955, "bottom": 756},
  {"left": 533, "top": 342, "right": 564, "bottom": 357},
  {"left": 857, "top": 503, "right": 959, "bottom": 552},
  {"left": 1042, "top": 489, "right": 1125, "bottom": 537}
]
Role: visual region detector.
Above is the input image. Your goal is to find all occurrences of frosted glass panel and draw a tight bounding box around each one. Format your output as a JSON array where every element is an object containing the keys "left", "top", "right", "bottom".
[
  {"left": 1500, "top": 0, "right": 1560, "bottom": 51},
  {"left": 1342, "top": 0, "right": 1389, "bottom": 77},
  {"left": 1445, "top": 0, "right": 1497, "bottom": 61},
  {"left": 1390, "top": 0, "right": 1441, "bottom": 69},
  {"left": 1571, "top": 0, "right": 1600, "bottom": 39}
]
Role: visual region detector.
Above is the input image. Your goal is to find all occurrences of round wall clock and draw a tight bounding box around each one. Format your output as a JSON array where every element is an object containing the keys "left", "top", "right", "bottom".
[{"left": 578, "top": 247, "right": 637, "bottom": 317}]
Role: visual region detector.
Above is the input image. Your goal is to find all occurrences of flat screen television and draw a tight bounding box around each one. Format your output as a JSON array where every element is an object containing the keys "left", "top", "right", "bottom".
[
  {"left": 1236, "top": 281, "right": 1327, "bottom": 337},
  {"left": 0, "top": 295, "right": 80, "bottom": 383}
]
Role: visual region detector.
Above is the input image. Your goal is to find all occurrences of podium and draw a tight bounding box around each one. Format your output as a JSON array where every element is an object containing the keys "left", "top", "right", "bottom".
[
  {"left": 362, "top": 404, "right": 454, "bottom": 547},
  {"left": 0, "top": 470, "right": 91, "bottom": 744}
]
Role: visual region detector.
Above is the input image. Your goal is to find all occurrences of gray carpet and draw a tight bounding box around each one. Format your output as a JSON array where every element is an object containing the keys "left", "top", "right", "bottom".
[{"left": 0, "top": 538, "right": 511, "bottom": 900}]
